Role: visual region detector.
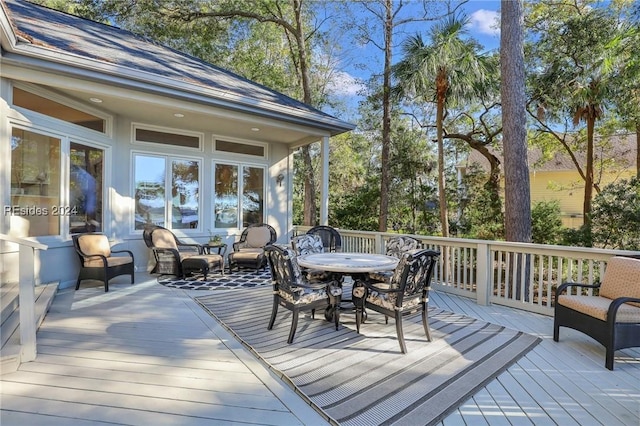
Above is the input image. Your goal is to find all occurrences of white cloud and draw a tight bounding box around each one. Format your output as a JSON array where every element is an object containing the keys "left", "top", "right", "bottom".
[
  {"left": 326, "top": 71, "right": 366, "bottom": 97},
  {"left": 469, "top": 9, "right": 500, "bottom": 36}
]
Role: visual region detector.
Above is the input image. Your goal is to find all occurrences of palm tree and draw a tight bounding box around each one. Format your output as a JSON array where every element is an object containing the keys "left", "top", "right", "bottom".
[{"left": 394, "top": 14, "right": 494, "bottom": 237}]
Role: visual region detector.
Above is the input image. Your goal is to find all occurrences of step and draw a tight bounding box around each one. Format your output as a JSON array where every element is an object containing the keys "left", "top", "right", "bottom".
[{"left": 0, "top": 282, "right": 59, "bottom": 375}]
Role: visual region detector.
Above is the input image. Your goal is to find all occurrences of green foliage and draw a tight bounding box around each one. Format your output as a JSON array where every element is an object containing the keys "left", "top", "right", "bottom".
[
  {"left": 457, "top": 165, "right": 504, "bottom": 240},
  {"left": 590, "top": 177, "right": 640, "bottom": 250},
  {"left": 531, "top": 200, "right": 564, "bottom": 245}
]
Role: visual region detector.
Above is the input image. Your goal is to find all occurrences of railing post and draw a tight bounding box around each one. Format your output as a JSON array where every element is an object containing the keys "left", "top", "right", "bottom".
[
  {"left": 375, "top": 233, "right": 384, "bottom": 254},
  {"left": 18, "top": 244, "right": 37, "bottom": 362},
  {"left": 476, "top": 243, "right": 491, "bottom": 306}
]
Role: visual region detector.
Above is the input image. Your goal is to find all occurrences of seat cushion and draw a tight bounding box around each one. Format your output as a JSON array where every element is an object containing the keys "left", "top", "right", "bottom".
[
  {"left": 599, "top": 257, "right": 640, "bottom": 307},
  {"left": 367, "top": 290, "right": 420, "bottom": 311},
  {"left": 85, "top": 255, "right": 132, "bottom": 268},
  {"left": 78, "top": 234, "right": 111, "bottom": 257},
  {"left": 182, "top": 254, "right": 223, "bottom": 269},
  {"left": 558, "top": 295, "right": 640, "bottom": 323}
]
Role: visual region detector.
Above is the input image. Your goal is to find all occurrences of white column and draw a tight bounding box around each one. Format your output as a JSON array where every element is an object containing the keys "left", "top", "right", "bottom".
[
  {"left": 19, "top": 244, "right": 37, "bottom": 361},
  {"left": 320, "top": 136, "right": 329, "bottom": 225}
]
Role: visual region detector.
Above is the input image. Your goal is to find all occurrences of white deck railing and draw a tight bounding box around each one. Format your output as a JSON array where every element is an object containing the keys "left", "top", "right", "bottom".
[
  {"left": 293, "top": 226, "right": 640, "bottom": 316},
  {"left": 0, "top": 234, "right": 48, "bottom": 362}
]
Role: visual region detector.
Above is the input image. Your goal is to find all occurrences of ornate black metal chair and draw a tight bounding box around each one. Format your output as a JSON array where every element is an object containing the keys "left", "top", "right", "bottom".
[
  {"left": 142, "top": 225, "right": 223, "bottom": 278},
  {"left": 307, "top": 225, "right": 342, "bottom": 252},
  {"left": 554, "top": 256, "right": 640, "bottom": 370},
  {"left": 228, "top": 223, "right": 277, "bottom": 272},
  {"left": 291, "top": 233, "right": 333, "bottom": 282},
  {"left": 72, "top": 233, "right": 134, "bottom": 292},
  {"left": 353, "top": 248, "right": 440, "bottom": 353},
  {"left": 368, "top": 236, "right": 420, "bottom": 283},
  {"left": 265, "top": 245, "right": 342, "bottom": 343}
]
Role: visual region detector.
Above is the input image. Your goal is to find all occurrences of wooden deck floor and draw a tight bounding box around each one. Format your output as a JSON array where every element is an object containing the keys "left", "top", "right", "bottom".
[{"left": 1, "top": 273, "right": 638, "bottom": 425}]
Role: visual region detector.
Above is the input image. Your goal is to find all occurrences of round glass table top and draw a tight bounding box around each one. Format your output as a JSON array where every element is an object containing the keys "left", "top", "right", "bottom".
[{"left": 297, "top": 252, "right": 398, "bottom": 273}]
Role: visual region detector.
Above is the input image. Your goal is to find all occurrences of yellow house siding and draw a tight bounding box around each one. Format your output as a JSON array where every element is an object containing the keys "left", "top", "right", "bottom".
[{"left": 529, "top": 170, "right": 635, "bottom": 228}]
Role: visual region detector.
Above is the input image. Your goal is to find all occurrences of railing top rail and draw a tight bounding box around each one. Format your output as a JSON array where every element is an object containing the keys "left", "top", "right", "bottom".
[{"left": 0, "top": 233, "right": 48, "bottom": 250}]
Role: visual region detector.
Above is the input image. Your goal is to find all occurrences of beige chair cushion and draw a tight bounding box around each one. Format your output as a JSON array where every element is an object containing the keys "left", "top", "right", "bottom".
[
  {"left": 558, "top": 294, "right": 640, "bottom": 323},
  {"left": 245, "top": 226, "right": 271, "bottom": 248},
  {"left": 78, "top": 234, "right": 111, "bottom": 257},
  {"left": 85, "top": 256, "right": 132, "bottom": 268},
  {"left": 230, "top": 250, "right": 263, "bottom": 261},
  {"left": 152, "top": 229, "right": 178, "bottom": 249},
  {"left": 599, "top": 257, "right": 640, "bottom": 307}
]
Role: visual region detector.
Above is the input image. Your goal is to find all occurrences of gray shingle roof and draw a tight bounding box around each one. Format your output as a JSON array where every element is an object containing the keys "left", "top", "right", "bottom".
[{"left": 1, "top": 0, "right": 354, "bottom": 134}]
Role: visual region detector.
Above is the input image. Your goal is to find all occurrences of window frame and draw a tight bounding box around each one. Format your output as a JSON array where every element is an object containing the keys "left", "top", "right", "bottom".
[
  {"left": 213, "top": 134, "right": 268, "bottom": 160},
  {"left": 11, "top": 82, "right": 112, "bottom": 137},
  {"left": 131, "top": 151, "right": 203, "bottom": 234},
  {"left": 8, "top": 122, "right": 111, "bottom": 242},
  {"left": 132, "top": 123, "right": 204, "bottom": 152}
]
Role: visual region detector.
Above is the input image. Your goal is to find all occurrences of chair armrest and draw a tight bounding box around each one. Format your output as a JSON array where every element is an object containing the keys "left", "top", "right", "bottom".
[
  {"left": 111, "top": 249, "right": 134, "bottom": 259},
  {"left": 233, "top": 241, "right": 245, "bottom": 251},
  {"left": 607, "top": 297, "right": 640, "bottom": 324},
  {"left": 555, "top": 281, "right": 602, "bottom": 306},
  {"left": 365, "top": 281, "right": 402, "bottom": 294},
  {"left": 176, "top": 242, "right": 202, "bottom": 253},
  {"left": 152, "top": 247, "right": 180, "bottom": 259}
]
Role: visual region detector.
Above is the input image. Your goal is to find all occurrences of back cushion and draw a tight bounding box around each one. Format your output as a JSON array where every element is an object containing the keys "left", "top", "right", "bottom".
[
  {"left": 78, "top": 234, "right": 111, "bottom": 257},
  {"left": 293, "top": 234, "right": 324, "bottom": 255},
  {"left": 600, "top": 256, "right": 640, "bottom": 305},
  {"left": 152, "top": 229, "right": 178, "bottom": 249},
  {"left": 246, "top": 226, "right": 272, "bottom": 248}
]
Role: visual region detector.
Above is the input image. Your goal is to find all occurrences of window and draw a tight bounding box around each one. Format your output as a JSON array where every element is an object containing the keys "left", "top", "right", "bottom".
[
  {"left": 10, "top": 128, "right": 61, "bottom": 236},
  {"left": 134, "top": 125, "right": 202, "bottom": 150},
  {"left": 69, "top": 143, "right": 104, "bottom": 234},
  {"left": 13, "top": 87, "right": 106, "bottom": 133},
  {"left": 134, "top": 154, "right": 200, "bottom": 230},
  {"left": 214, "top": 163, "right": 264, "bottom": 229},
  {"left": 9, "top": 129, "right": 107, "bottom": 237},
  {"left": 214, "top": 139, "right": 266, "bottom": 158}
]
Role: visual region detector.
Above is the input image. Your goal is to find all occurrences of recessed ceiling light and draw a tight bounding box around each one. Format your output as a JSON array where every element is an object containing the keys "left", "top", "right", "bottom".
[
  {"left": 89, "top": 97, "right": 103, "bottom": 103},
  {"left": 251, "top": 127, "right": 260, "bottom": 132},
  {"left": 173, "top": 113, "right": 185, "bottom": 118}
]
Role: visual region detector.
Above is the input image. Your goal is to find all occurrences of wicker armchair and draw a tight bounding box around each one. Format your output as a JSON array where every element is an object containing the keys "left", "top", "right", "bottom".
[
  {"left": 353, "top": 249, "right": 440, "bottom": 353},
  {"left": 554, "top": 256, "right": 640, "bottom": 370},
  {"left": 265, "top": 245, "right": 342, "bottom": 343},
  {"left": 228, "top": 223, "right": 277, "bottom": 272},
  {"left": 307, "top": 225, "right": 342, "bottom": 252},
  {"left": 142, "top": 225, "right": 223, "bottom": 278},
  {"left": 72, "top": 233, "right": 134, "bottom": 292}
]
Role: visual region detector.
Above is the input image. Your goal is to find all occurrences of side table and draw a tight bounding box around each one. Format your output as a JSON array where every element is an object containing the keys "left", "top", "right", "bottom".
[{"left": 202, "top": 243, "right": 227, "bottom": 257}]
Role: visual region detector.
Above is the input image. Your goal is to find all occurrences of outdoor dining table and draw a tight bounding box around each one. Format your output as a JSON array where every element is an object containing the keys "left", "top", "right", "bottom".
[{"left": 296, "top": 252, "right": 399, "bottom": 320}]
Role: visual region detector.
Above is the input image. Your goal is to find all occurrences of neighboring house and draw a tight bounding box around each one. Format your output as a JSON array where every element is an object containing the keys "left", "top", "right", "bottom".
[
  {"left": 457, "top": 134, "right": 637, "bottom": 228},
  {"left": 0, "top": 0, "right": 354, "bottom": 286}
]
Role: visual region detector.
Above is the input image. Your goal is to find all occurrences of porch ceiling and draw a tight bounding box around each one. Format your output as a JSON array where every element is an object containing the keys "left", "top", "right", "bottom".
[{"left": 55, "top": 85, "right": 326, "bottom": 146}]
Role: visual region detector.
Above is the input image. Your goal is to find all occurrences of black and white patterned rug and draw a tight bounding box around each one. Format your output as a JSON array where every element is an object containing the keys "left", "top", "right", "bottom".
[{"left": 157, "top": 270, "right": 271, "bottom": 290}]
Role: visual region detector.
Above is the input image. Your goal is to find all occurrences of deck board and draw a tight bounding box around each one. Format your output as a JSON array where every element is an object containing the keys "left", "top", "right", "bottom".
[{"left": 1, "top": 274, "right": 638, "bottom": 426}]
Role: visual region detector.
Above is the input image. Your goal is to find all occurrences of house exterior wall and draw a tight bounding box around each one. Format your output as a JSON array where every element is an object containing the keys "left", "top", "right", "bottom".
[
  {"left": 529, "top": 169, "right": 635, "bottom": 228},
  {"left": 1, "top": 77, "right": 294, "bottom": 288}
]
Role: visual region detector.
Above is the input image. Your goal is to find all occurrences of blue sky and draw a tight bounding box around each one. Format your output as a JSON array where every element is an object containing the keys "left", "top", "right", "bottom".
[{"left": 326, "top": 0, "right": 501, "bottom": 110}]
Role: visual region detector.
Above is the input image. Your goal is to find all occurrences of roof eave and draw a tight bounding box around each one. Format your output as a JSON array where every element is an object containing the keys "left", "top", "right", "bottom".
[{"left": 2, "top": 40, "right": 355, "bottom": 136}]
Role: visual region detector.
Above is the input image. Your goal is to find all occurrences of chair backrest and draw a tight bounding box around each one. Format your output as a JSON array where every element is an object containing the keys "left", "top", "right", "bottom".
[
  {"left": 265, "top": 245, "right": 304, "bottom": 294},
  {"left": 600, "top": 256, "right": 640, "bottom": 306},
  {"left": 385, "top": 236, "right": 420, "bottom": 258},
  {"left": 291, "top": 234, "right": 324, "bottom": 256},
  {"left": 73, "top": 233, "right": 111, "bottom": 258},
  {"left": 307, "top": 225, "right": 341, "bottom": 252},
  {"left": 239, "top": 223, "right": 277, "bottom": 248},
  {"left": 147, "top": 226, "right": 179, "bottom": 250},
  {"left": 389, "top": 249, "right": 440, "bottom": 305}
]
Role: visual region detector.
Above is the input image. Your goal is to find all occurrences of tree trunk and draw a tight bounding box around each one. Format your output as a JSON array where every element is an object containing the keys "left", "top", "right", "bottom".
[
  {"left": 436, "top": 95, "right": 449, "bottom": 238},
  {"left": 378, "top": 0, "right": 392, "bottom": 232},
  {"left": 501, "top": 0, "right": 531, "bottom": 244},
  {"left": 636, "top": 122, "right": 639, "bottom": 177},
  {"left": 293, "top": 0, "right": 317, "bottom": 226},
  {"left": 583, "top": 111, "right": 595, "bottom": 237}
]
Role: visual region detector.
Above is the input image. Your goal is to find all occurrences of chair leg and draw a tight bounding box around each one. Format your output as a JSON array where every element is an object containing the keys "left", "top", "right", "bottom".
[
  {"left": 268, "top": 297, "right": 279, "bottom": 330},
  {"left": 396, "top": 313, "right": 407, "bottom": 354},
  {"left": 75, "top": 277, "right": 82, "bottom": 290},
  {"left": 288, "top": 310, "right": 299, "bottom": 343},
  {"left": 422, "top": 304, "right": 432, "bottom": 342},
  {"left": 334, "top": 302, "right": 340, "bottom": 331},
  {"left": 103, "top": 279, "right": 109, "bottom": 292}
]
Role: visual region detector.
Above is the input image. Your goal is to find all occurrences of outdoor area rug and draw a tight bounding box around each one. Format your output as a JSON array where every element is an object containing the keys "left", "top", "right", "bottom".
[
  {"left": 157, "top": 270, "right": 271, "bottom": 290},
  {"left": 196, "top": 286, "right": 542, "bottom": 426}
]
